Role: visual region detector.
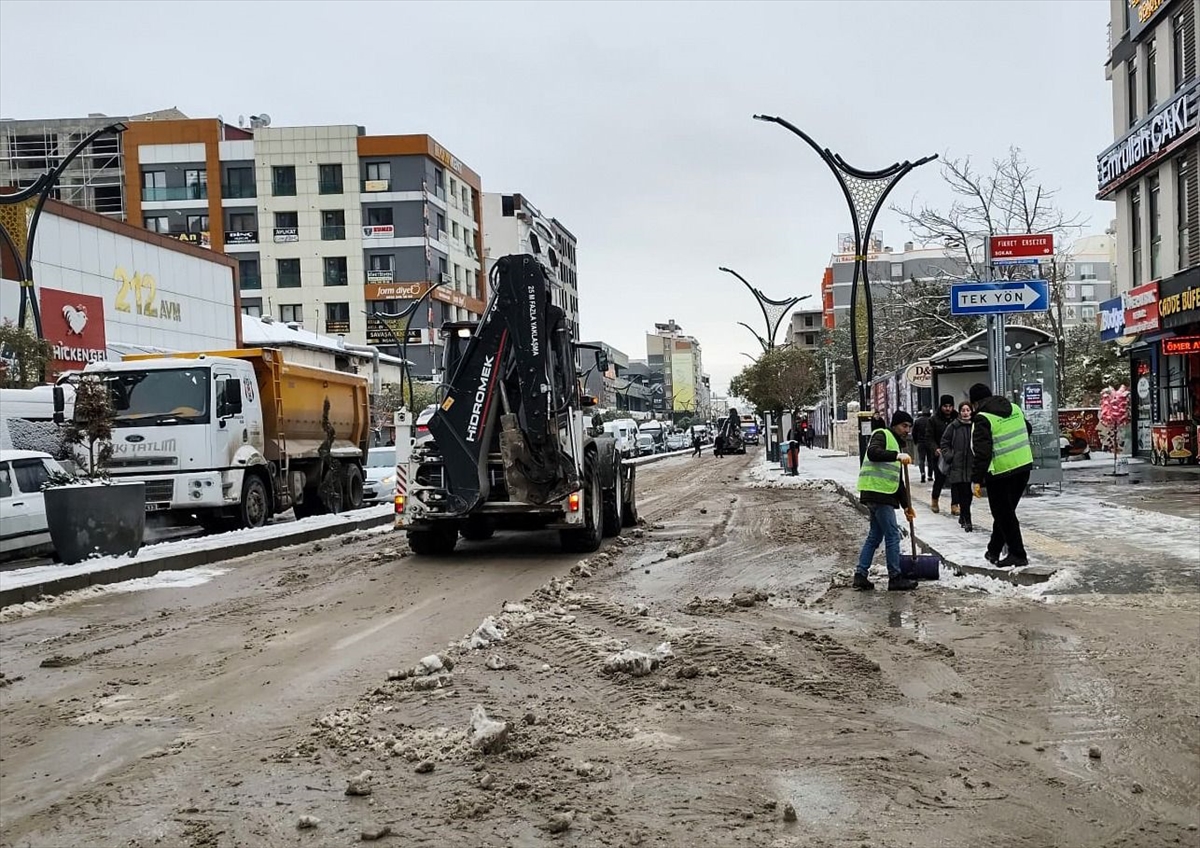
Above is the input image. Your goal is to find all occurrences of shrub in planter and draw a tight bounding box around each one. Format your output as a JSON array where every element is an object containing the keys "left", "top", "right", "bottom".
[{"left": 43, "top": 374, "right": 145, "bottom": 564}]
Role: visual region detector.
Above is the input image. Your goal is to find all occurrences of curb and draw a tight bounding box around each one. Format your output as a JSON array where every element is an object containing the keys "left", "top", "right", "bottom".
[{"left": 0, "top": 512, "right": 395, "bottom": 610}]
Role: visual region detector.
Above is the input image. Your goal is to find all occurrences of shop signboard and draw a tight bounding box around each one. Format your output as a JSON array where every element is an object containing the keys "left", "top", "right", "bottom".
[
  {"left": 325, "top": 320, "right": 351, "bottom": 335},
  {"left": 224, "top": 230, "right": 258, "bottom": 245},
  {"left": 366, "top": 268, "right": 394, "bottom": 284},
  {"left": 366, "top": 282, "right": 428, "bottom": 301},
  {"left": 1157, "top": 272, "right": 1200, "bottom": 329},
  {"left": 1096, "top": 80, "right": 1198, "bottom": 199},
  {"left": 1123, "top": 282, "right": 1161, "bottom": 335},
  {"left": 1097, "top": 296, "right": 1126, "bottom": 341},
  {"left": 40, "top": 287, "right": 108, "bottom": 375},
  {"left": 1162, "top": 336, "right": 1200, "bottom": 356},
  {"left": 903, "top": 360, "right": 932, "bottom": 388},
  {"left": 1023, "top": 383, "right": 1044, "bottom": 410},
  {"left": 273, "top": 227, "right": 299, "bottom": 243},
  {"left": 362, "top": 225, "right": 395, "bottom": 239}
]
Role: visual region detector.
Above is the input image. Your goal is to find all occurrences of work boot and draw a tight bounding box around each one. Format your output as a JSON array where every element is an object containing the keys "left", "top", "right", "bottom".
[
  {"left": 951, "top": 504, "right": 960, "bottom": 517},
  {"left": 930, "top": 498, "right": 940, "bottom": 514},
  {"left": 887, "top": 577, "right": 919, "bottom": 591},
  {"left": 984, "top": 551, "right": 1001, "bottom": 564},
  {"left": 962, "top": 522, "right": 974, "bottom": 533},
  {"left": 998, "top": 555, "right": 1029, "bottom": 568},
  {"left": 920, "top": 474, "right": 926, "bottom": 483},
  {"left": 851, "top": 573, "right": 874, "bottom": 591}
]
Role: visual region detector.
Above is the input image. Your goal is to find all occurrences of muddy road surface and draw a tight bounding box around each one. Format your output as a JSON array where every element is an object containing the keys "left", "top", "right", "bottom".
[{"left": 1, "top": 453, "right": 1197, "bottom": 847}]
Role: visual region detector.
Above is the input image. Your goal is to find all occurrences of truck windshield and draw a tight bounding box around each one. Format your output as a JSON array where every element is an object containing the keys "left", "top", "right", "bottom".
[{"left": 107, "top": 368, "right": 211, "bottom": 425}]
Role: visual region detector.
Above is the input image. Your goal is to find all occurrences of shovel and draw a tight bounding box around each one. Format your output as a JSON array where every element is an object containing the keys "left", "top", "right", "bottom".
[{"left": 899, "top": 463, "right": 941, "bottom": 580}]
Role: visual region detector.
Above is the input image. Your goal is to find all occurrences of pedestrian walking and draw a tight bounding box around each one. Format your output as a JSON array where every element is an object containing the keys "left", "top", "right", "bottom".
[
  {"left": 926, "top": 395, "right": 956, "bottom": 514},
  {"left": 912, "top": 409, "right": 933, "bottom": 483},
  {"left": 714, "top": 433, "right": 726, "bottom": 457},
  {"left": 940, "top": 401, "right": 976, "bottom": 532},
  {"left": 691, "top": 434, "right": 702, "bottom": 457},
  {"left": 785, "top": 422, "right": 801, "bottom": 475},
  {"left": 969, "top": 383, "right": 1035, "bottom": 568},
  {"left": 853, "top": 410, "right": 920, "bottom": 592}
]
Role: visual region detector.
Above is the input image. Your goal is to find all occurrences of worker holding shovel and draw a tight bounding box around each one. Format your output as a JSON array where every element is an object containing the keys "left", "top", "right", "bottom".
[{"left": 853, "top": 411, "right": 920, "bottom": 592}]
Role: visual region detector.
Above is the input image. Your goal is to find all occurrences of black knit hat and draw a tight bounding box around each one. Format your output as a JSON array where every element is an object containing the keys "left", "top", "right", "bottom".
[
  {"left": 968, "top": 383, "right": 993, "bottom": 404},
  {"left": 891, "top": 410, "right": 914, "bottom": 427},
  {"left": 940, "top": 394, "right": 955, "bottom": 407}
]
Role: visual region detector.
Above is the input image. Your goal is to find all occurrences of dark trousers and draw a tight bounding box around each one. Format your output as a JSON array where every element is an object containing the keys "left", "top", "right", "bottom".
[
  {"left": 985, "top": 467, "right": 1031, "bottom": 559},
  {"left": 951, "top": 482, "right": 973, "bottom": 524},
  {"left": 916, "top": 444, "right": 932, "bottom": 479},
  {"left": 931, "top": 465, "right": 947, "bottom": 500}
]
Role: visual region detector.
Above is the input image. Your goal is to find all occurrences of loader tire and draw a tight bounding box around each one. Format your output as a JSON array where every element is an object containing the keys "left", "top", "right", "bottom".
[
  {"left": 459, "top": 517, "right": 495, "bottom": 542},
  {"left": 408, "top": 525, "right": 458, "bottom": 557},
  {"left": 601, "top": 457, "right": 623, "bottom": 538},
  {"left": 621, "top": 465, "right": 639, "bottom": 527},
  {"left": 560, "top": 452, "right": 603, "bottom": 554}
]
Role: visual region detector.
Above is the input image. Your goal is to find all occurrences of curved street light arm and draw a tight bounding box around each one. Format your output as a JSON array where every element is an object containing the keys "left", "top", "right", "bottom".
[{"left": 368, "top": 278, "right": 449, "bottom": 408}]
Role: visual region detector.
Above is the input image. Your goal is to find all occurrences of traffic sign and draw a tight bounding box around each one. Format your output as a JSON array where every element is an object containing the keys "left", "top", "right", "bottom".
[
  {"left": 950, "top": 280, "right": 1050, "bottom": 315},
  {"left": 990, "top": 234, "right": 1054, "bottom": 261}
]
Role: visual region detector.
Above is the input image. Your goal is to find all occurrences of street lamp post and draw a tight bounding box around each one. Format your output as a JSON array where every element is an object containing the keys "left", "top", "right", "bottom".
[
  {"left": 364, "top": 278, "right": 448, "bottom": 408},
  {"left": 0, "top": 122, "right": 128, "bottom": 339},
  {"left": 752, "top": 113, "right": 936, "bottom": 406},
  {"left": 719, "top": 266, "right": 811, "bottom": 350}
]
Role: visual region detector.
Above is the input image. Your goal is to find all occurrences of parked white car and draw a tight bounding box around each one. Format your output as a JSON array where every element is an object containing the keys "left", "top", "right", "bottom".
[
  {"left": 362, "top": 446, "right": 398, "bottom": 505},
  {"left": 0, "top": 449, "right": 68, "bottom": 559},
  {"left": 665, "top": 433, "right": 689, "bottom": 451}
]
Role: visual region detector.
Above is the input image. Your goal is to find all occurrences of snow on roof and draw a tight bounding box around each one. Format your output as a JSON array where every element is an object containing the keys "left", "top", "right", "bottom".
[{"left": 240, "top": 314, "right": 408, "bottom": 366}]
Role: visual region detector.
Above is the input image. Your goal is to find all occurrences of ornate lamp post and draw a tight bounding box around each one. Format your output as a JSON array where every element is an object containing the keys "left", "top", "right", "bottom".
[
  {"left": 364, "top": 278, "right": 448, "bottom": 407},
  {"left": 752, "top": 114, "right": 936, "bottom": 405},
  {"left": 0, "top": 122, "right": 127, "bottom": 339},
  {"left": 719, "top": 266, "right": 810, "bottom": 351}
]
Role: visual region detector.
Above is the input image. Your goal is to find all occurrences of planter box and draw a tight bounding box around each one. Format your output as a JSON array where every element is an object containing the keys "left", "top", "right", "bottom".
[{"left": 44, "top": 481, "right": 146, "bottom": 565}]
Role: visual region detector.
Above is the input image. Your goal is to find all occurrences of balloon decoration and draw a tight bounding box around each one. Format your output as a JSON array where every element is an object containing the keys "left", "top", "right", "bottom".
[{"left": 1098, "top": 384, "right": 1131, "bottom": 475}]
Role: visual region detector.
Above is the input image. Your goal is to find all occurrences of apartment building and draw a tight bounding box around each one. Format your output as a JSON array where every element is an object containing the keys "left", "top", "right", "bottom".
[
  {"left": 646, "top": 319, "right": 704, "bottom": 419},
  {"left": 1100, "top": 0, "right": 1199, "bottom": 454},
  {"left": 482, "top": 192, "right": 580, "bottom": 339},
  {"left": 2, "top": 114, "right": 486, "bottom": 377},
  {"left": 789, "top": 309, "right": 825, "bottom": 350}
]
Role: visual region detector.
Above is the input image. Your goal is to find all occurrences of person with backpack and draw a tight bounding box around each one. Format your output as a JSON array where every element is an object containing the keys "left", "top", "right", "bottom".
[
  {"left": 911, "top": 409, "right": 933, "bottom": 483},
  {"left": 940, "top": 401, "right": 976, "bottom": 532}
]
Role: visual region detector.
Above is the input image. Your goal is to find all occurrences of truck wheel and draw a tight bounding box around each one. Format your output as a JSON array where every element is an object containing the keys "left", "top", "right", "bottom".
[
  {"left": 408, "top": 525, "right": 458, "bottom": 556},
  {"left": 342, "top": 464, "right": 364, "bottom": 511},
  {"left": 460, "top": 517, "right": 495, "bottom": 542},
  {"left": 621, "top": 465, "right": 639, "bottom": 527},
  {"left": 602, "top": 457, "right": 623, "bottom": 538},
  {"left": 561, "top": 453, "right": 602, "bottom": 554},
  {"left": 293, "top": 488, "right": 327, "bottom": 519},
  {"left": 240, "top": 474, "right": 270, "bottom": 529}
]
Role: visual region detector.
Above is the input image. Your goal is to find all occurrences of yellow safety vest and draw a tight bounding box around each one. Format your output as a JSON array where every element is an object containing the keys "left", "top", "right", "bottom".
[
  {"left": 858, "top": 428, "right": 901, "bottom": 494},
  {"left": 978, "top": 406, "right": 1034, "bottom": 475}
]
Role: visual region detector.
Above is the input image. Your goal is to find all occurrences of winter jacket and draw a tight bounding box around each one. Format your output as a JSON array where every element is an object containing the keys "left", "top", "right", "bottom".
[
  {"left": 970, "top": 396, "right": 1035, "bottom": 483},
  {"left": 859, "top": 428, "right": 907, "bottom": 508},
  {"left": 912, "top": 413, "right": 931, "bottom": 445},
  {"left": 926, "top": 409, "right": 955, "bottom": 458},
  {"left": 940, "top": 417, "right": 974, "bottom": 485}
]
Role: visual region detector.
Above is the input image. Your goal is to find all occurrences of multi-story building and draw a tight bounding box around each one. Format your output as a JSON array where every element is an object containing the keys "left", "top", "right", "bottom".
[
  {"left": 0, "top": 108, "right": 186, "bottom": 218},
  {"left": 646, "top": 320, "right": 704, "bottom": 420},
  {"left": 828, "top": 240, "right": 968, "bottom": 327},
  {"left": 2, "top": 114, "right": 487, "bottom": 377},
  {"left": 482, "top": 192, "right": 579, "bottom": 339},
  {"left": 1099, "top": 0, "right": 1198, "bottom": 455},
  {"left": 790, "top": 309, "right": 825, "bottom": 350}
]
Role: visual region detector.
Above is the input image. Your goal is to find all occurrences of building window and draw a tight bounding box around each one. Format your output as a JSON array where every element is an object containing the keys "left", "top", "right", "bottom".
[
  {"left": 224, "top": 167, "right": 255, "bottom": 199},
  {"left": 804, "top": 333, "right": 817, "bottom": 346},
  {"left": 1146, "top": 38, "right": 1158, "bottom": 111},
  {"left": 228, "top": 211, "right": 256, "bottom": 232},
  {"left": 890, "top": 262, "right": 903, "bottom": 281},
  {"left": 277, "top": 258, "right": 301, "bottom": 288},
  {"left": 1148, "top": 174, "right": 1161, "bottom": 279},
  {"left": 143, "top": 216, "right": 169, "bottom": 233},
  {"left": 462, "top": 187, "right": 470, "bottom": 210},
  {"left": 279, "top": 303, "right": 304, "bottom": 324},
  {"left": 241, "top": 297, "right": 262, "bottom": 318},
  {"left": 272, "top": 165, "right": 296, "bottom": 196},
  {"left": 1174, "top": 9, "right": 1195, "bottom": 91},
  {"left": 185, "top": 169, "right": 208, "bottom": 200},
  {"left": 321, "top": 209, "right": 346, "bottom": 240},
  {"left": 323, "top": 256, "right": 348, "bottom": 286},
  {"left": 239, "top": 259, "right": 260, "bottom": 290},
  {"left": 1081, "top": 284, "right": 1095, "bottom": 299},
  {"left": 433, "top": 167, "right": 445, "bottom": 198},
  {"left": 1127, "top": 58, "right": 1138, "bottom": 128},
  {"left": 274, "top": 211, "right": 298, "bottom": 228},
  {"left": 1078, "top": 263, "right": 1096, "bottom": 280},
  {"left": 186, "top": 214, "right": 209, "bottom": 234},
  {"left": 142, "top": 170, "right": 166, "bottom": 201},
  {"left": 1179, "top": 149, "right": 1195, "bottom": 267},
  {"left": 436, "top": 212, "right": 446, "bottom": 238},
  {"left": 319, "top": 163, "right": 343, "bottom": 195},
  {"left": 1081, "top": 305, "right": 1097, "bottom": 321},
  {"left": 367, "top": 206, "right": 393, "bottom": 226},
  {"left": 326, "top": 302, "right": 350, "bottom": 324},
  {"left": 365, "top": 161, "right": 390, "bottom": 191},
  {"left": 1130, "top": 184, "right": 1142, "bottom": 285}
]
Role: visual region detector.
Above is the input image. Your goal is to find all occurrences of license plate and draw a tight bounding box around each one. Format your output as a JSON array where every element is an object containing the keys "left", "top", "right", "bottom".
[{"left": 145, "top": 503, "right": 169, "bottom": 512}]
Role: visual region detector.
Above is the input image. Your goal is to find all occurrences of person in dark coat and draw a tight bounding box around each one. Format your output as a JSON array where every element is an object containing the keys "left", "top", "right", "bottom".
[
  {"left": 940, "top": 401, "right": 976, "bottom": 532},
  {"left": 911, "top": 410, "right": 933, "bottom": 483},
  {"left": 970, "top": 383, "right": 1035, "bottom": 567},
  {"left": 926, "top": 395, "right": 956, "bottom": 513}
]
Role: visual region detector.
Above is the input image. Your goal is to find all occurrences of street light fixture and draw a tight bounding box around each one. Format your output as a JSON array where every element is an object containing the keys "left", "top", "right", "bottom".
[
  {"left": 752, "top": 113, "right": 936, "bottom": 405},
  {"left": 363, "top": 277, "right": 449, "bottom": 408},
  {"left": 719, "top": 266, "right": 811, "bottom": 350},
  {"left": 0, "top": 121, "right": 128, "bottom": 339}
]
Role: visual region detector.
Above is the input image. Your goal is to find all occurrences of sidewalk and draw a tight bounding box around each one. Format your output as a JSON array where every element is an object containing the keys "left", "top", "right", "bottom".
[{"left": 751, "top": 448, "right": 1200, "bottom": 596}]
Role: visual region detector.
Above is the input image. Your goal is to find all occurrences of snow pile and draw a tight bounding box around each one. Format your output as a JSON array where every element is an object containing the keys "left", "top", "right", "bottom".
[
  {"left": 0, "top": 566, "right": 231, "bottom": 622},
  {"left": 465, "top": 616, "right": 507, "bottom": 649},
  {"left": 602, "top": 642, "right": 674, "bottom": 677},
  {"left": 469, "top": 706, "right": 510, "bottom": 753}
]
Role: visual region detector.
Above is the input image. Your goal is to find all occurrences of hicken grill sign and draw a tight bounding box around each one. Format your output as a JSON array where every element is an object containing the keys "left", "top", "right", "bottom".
[{"left": 1097, "top": 81, "right": 1197, "bottom": 198}]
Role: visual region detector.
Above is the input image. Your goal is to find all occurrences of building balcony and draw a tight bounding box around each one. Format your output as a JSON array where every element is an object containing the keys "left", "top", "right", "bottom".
[
  {"left": 321, "top": 225, "right": 347, "bottom": 241},
  {"left": 222, "top": 184, "right": 256, "bottom": 199},
  {"left": 142, "top": 185, "right": 207, "bottom": 202},
  {"left": 319, "top": 180, "right": 343, "bottom": 195},
  {"left": 240, "top": 274, "right": 262, "bottom": 290}
]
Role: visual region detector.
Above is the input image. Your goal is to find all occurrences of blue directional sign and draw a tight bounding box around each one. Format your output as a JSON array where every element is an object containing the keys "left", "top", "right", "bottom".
[{"left": 950, "top": 280, "right": 1050, "bottom": 316}]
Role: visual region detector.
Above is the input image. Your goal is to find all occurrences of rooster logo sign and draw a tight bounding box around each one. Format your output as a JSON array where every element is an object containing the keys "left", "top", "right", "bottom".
[{"left": 62, "top": 304, "right": 89, "bottom": 336}]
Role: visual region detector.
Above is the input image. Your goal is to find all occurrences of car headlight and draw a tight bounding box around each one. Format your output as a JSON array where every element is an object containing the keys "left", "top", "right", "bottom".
[{"left": 381, "top": 475, "right": 395, "bottom": 487}]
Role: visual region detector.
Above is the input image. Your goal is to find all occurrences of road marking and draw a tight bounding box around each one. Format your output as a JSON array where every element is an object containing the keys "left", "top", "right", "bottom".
[{"left": 332, "top": 593, "right": 441, "bottom": 651}]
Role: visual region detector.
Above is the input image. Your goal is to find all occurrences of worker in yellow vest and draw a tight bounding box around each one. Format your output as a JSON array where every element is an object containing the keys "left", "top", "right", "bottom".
[
  {"left": 854, "top": 410, "right": 920, "bottom": 592},
  {"left": 969, "top": 383, "right": 1035, "bottom": 568}
]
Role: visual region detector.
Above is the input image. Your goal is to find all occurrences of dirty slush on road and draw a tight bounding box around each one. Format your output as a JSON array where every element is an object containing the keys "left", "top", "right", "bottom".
[{"left": 3, "top": 453, "right": 1199, "bottom": 848}]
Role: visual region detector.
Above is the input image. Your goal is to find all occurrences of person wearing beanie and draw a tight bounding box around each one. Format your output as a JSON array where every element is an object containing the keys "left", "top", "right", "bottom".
[
  {"left": 926, "top": 394, "right": 957, "bottom": 514},
  {"left": 970, "top": 382, "right": 1035, "bottom": 568},
  {"left": 853, "top": 409, "right": 919, "bottom": 592},
  {"left": 911, "top": 408, "right": 933, "bottom": 483}
]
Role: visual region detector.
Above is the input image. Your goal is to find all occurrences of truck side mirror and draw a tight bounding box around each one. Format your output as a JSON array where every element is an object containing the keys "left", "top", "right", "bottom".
[
  {"left": 594, "top": 351, "right": 609, "bottom": 372},
  {"left": 52, "top": 386, "right": 65, "bottom": 425}
]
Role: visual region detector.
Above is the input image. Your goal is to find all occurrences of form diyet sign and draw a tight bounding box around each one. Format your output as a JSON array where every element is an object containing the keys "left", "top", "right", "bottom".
[{"left": 950, "top": 280, "right": 1050, "bottom": 316}]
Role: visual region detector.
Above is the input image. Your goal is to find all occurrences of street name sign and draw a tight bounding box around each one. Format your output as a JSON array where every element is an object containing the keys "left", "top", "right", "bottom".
[
  {"left": 950, "top": 280, "right": 1050, "bottom": 316},
  {"left": 990, "top": 234, "right": 1054, "bottom": 266}
]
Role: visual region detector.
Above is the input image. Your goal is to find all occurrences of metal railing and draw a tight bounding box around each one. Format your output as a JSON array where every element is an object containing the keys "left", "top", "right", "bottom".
[
  {"left": 324, "top": 271, "right": 349, "bottom": 286},
  {"left": 277, "top": 273, "right": 302, "bottom": 288},
  {"left": 222, "top": 183, "right": 256, "bottom": 199},
  {"left": 319, "top": 180, "right": 343, "bottom": 195},
  {"left": 272, "top": 180, "right": 297, "bottom": 197},
  {"left": 142, "top": 185, "right": 207, "bottom": 202},
  {"left": 321, "top": 225, "right": 346, "bottom": 241},
  {"left": 240, "top": 274, "right": 262, "bottom": 289}
]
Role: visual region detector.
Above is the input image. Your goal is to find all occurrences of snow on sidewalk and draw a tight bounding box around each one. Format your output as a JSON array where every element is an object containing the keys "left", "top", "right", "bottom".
[
  {"left": 748, "top": 449, "right": 1200, "bottom": 596},
  {"left": 0, "top": 504, "right": 393, "bottom": 594}
]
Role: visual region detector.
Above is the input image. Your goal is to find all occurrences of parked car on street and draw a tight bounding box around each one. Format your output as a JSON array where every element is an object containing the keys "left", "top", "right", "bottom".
[
  {"left": 665, "top": 433, "right": 689, "bottom": 451},
  {"left": 0, "top": 449, "right": 68, "bottom": 559},
  {"left": 362, "top": 446, "right": 398, "bottom": 505},
  {"left": 636, "top": 433, "right": 655, "bottom": 456}
]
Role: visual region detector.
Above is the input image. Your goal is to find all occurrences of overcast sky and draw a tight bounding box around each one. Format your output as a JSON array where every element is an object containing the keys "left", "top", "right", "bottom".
[{"left": 0, "top": 0, "right": 1113, "bottom": 396}]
